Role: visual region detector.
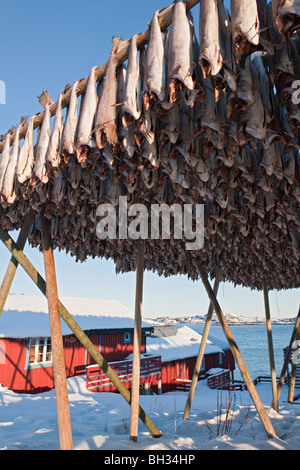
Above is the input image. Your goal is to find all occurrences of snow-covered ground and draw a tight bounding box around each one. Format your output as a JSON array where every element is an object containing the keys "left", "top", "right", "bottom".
[{"left": 0, "top": 375, "right": 299, "bottom": 451}]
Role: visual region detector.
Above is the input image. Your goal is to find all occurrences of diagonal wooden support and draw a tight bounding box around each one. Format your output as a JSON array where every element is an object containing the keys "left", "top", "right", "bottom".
[
  {"left": 276, "top": 306, "right": 300, "bottom": 405},
  {"left": 183, "top": 267, "right": 222, "bottom": 420},
  {"left": 263, "top": 280, "right": 278, "bottom": 412},
  {"left": 130, "top": 240, "right": 145, "bottom": 442},
  {"left": 0, "top": 213, "right": 34, "bottom": 316},
  {"left": 195, "top": 260, "right": 277, "bottom": 439},
  {"left": 40, "top": 214, "right": 73, "bottom": 450},
  {"left": 288, "top": 334, "right": 299, "bottom": 404},
  {"left": 0, "top": 225, "right": 162, "bottom": 439}
]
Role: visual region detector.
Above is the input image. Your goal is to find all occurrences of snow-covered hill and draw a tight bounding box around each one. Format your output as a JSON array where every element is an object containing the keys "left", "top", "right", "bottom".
[{"left": 145, "top": 311, "right": 296, "bottom": 326}]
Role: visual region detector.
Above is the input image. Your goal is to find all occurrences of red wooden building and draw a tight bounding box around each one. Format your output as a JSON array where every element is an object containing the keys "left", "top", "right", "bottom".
[
  {"left": 0, "top": 294, "right": 235, "bottom": 394},
  {"left": 0, "top": 294, "right": 153, "bottom": 394},
  {"left": 145, "top": 326, "right": 235, "bottom": 393}
]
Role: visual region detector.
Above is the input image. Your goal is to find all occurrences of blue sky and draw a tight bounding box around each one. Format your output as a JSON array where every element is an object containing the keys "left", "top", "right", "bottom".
[{"left": 0, "top": 0, "right": 298, "bottom": 318}]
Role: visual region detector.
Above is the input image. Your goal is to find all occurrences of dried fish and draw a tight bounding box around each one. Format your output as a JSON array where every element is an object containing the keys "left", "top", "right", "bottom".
[
  {"left": 122, "top": 34, "right": 143, "bottom": 127},
  {"left": 199, "top": 0, "right": 223, "bottom": 78},
  {"left": 144, "top": 10, "right": 166, "bottom": 104},
  {"left": 2, "top": 117, "right": 27, "bottom": 203},
  {"left": 168, "top": 0, "right": 195, "bottom": 104},
  {"left": 17, "top": 115, "right": 35, "bottom": 184},
  {"left": 34, "top": 90, "right": 52, "bottom": 183},
  {"left": 46, "top": 91, "right": 64, "bottom": 171},
  {"left": 275, "top": 0, "right": 300, "bottom": 36},
  {"left": 231, "top": 0, "right": 260, "bottom": 59},
  {"left": 95, "top": 38, "right": 119, "bottom": 148},
  {"left": 217, "top": 0, "right": 236, "bottom": 91},
  {"left": 61, "top": 80, "right": 80, "bottom": 160},
  {"left": 76, "top": 66, "right": 98, "bottom": 163},
  {"left": 0, "top": 128, "right": 15, "bottom": 192}
]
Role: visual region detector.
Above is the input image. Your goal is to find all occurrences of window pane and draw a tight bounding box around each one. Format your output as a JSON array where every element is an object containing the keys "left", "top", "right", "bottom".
[
  {"left": 46, "top": 341, "right": 52, "bottom": 362},
  {"left": 29, "top": 339, "right": 36, "bottom": 363}
]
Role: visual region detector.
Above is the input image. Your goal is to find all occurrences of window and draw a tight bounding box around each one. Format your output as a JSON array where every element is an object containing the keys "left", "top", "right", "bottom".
[
  {"left": 123, "top": 332, "right": 131, "bottom": 344},
  {"left": 28, "top": 338, "right": 52, "bottom": 366}
]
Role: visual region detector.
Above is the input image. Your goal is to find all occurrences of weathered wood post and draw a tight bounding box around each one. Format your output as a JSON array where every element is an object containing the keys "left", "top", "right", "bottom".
[
  {"left": 0, "top": 213, "right": 34, "bottom": 316},
  {"left": 40, "top": 215, "right": 73, "bottom": 451},
  {"left": 130, "top": 240, "right": 145, "bottom": 442},
  {"left": 262, "top": 280, "right": 278, "bottom": 412},
  {"left": 0, "top": 225, "right": 162, "bottom": 438},
  {"left": 288, "top": 349, "right": 298, "bottom": 403},
  {"left": 196, "top": 260, "right": 277, "bottom": 439},
  {"left": 184, "top": 267, "right": 222, "bottom": 420},
  {"left": 276, "top": 306, "right": 300, "bottom": 404},
  {"left": 287, "top": 326, "right": 300, "bottom": 403}
]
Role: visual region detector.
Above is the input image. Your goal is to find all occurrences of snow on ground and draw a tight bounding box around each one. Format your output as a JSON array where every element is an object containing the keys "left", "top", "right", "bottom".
[{"left": 0, "top": 375, "right": 299, "bottom": 451}]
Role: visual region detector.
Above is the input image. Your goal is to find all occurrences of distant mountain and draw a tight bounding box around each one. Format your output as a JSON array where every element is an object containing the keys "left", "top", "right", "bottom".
[{"left": 145, "top": 311, "right": 296, "bottom": 326}]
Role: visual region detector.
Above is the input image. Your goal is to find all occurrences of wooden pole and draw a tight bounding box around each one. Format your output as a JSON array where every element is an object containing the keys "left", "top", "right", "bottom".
[
  {"left": 40, "top": 215, "right": 73, "bottom": 451},
  {"left": 0, "top": 0, "right": 201, "bottom": 152},
  {"left": 262, "top": 280, "right": 278, "bottom": 412},
  {"left": 0, "top": 226, "right": 162, "bottom": 438},
  {"left": 183, "top": 267, "right": 222, "bottom": 420},
  {"left": 130, "top": 241, "right": 145, "bottom": 442},
  {"left": 195, "top": 261, "right": 277, "bottom": 439},
  {"left": 288, "top": 349, "right": 298, "bottom": 403},
  {"left": 0, "top": 213, "right": 34, "bottom": 316},
  {"left": 276, "top": 306, "right": 300, "bottom": 404},
  {"left": 287, "top": 326, "right": 300, "bottom": 403}
]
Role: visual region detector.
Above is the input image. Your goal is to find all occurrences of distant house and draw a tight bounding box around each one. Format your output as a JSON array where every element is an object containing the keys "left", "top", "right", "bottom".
[
  {"left": 0, "top": 295, "right": 235, "bottom": 394},
  {"left": 0, "top": 294, "right": 153, "bottom": 394},
  {"left": 145, "top": 326, "right": 235, "bottom": 393}
]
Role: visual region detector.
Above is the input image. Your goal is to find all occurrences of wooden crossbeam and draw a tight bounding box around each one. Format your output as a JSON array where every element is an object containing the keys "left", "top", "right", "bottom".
[
  {"left": 0, "top": 226, "right": 162, "bottom": 439},
  {"left": 183, "top": 267, "right": 222, "bottom": 420},
  {"left": 195, "top": 260, "right": 277, "bottom": 439},
  {"left": 0, "top": 0, "right": 201, "bottom": 153}
]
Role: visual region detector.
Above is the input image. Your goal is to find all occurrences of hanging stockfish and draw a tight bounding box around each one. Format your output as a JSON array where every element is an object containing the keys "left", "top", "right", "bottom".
[
  {"left": 76, "top": 66, "right": 98, "bottom": 163},
  {"left": 199, "top": 0, "right": 223, "bottom": 79},
  {"left": 0, "top": 127, "right": 15, "bottom": 193},
  {"left": 122, "top": 34, "right": 143, "bottom": 128},
  {"left": 95, "top": 38, "right": 119, "bottom": 149},
  {"left": 231, "top": 0, "right": 260, "bottom": 59},
  {"left": 33, "top": 90, "right": 53, "bottom": 185},
  {"left": 61, "top": 80, "right": 80, "bottom": 163},
  {"left": 217, "top": 0, "right": 236, "bottom": 91},
  {"left": 256, "top": 0, "right": 274, "bottom": 55},
  {"left": 17, "top": 115, "right": 35, "bottom": 185},
  {"left": 236, "top": 59, "right": 267, "bottom": 144},
  {"left": 143, "top": 10, "right": 166, "bottom": 107},
  {"left": 46, "top": 90, "right": 65, "bottom": 173},
  {"left": 168, "top": 0, "right": 197, "bottom": 105},
  {"left": 227, "top": 55, "right": 254, "bottom": 120},
  {"left": 117, "top": 64, "right": 135, "bottom": 158},
  {"left": 274, "top": 0, "right": 300, "bottom": 37},
  {"left": 1, "top": 117, "right": 27, "bottom": 204}
]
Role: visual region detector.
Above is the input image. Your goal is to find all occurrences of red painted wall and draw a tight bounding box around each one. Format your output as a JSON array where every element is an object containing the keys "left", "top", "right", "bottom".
[
  {"left": 156, "top": 350, "right": 235, "bottom": 393},
  {"left": 0, "top": 330, "right": 146, "bottom": 394}
]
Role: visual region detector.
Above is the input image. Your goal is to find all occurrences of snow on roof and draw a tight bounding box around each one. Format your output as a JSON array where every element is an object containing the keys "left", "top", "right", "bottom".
[
  {"left": 0, "top": 294, "right": 152, "bottom": 338},
  {"left": 145, "top": 326, "right": 224, "bottom": 362}
]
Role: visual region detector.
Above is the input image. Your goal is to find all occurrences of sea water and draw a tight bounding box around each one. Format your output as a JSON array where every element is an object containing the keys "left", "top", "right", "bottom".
[{"left": 186, "top": 323, "right": 294, "bottom": 382}]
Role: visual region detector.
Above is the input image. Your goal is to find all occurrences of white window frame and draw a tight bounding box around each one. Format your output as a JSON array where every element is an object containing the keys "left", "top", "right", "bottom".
[{"left": 26, "top": 337, "right": 53, "bottom": 369}]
